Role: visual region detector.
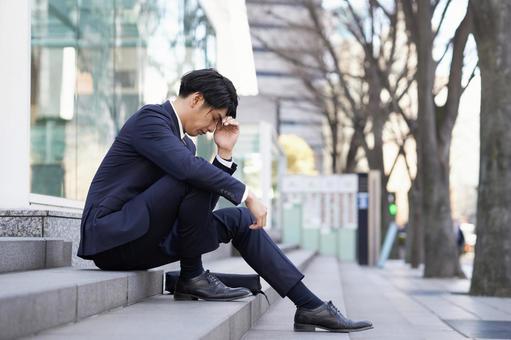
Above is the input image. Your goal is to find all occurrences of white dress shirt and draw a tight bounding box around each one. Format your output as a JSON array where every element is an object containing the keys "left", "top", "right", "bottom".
[{"left": 169, "top": 101, "right": 248, "bottom": 203}]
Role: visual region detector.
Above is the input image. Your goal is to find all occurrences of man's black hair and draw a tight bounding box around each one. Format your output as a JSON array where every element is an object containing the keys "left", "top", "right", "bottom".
[{"left": 178, "top": 68, "right": 238, "bottom": 118}]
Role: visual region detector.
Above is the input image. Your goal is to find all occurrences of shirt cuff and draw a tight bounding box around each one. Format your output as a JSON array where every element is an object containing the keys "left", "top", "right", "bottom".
[
  {"left": 215, "top": 154, "right": 233, "bottom": 168},
  {"left": 241, "top": 187, "right": 249, "bottom": 203}
]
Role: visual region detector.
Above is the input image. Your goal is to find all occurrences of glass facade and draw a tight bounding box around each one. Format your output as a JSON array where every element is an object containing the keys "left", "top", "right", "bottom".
[{"left": 30, "top": 0, "right": 216, "bottom": 200}]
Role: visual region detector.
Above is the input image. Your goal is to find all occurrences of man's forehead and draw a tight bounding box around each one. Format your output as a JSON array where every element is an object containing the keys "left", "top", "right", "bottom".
[{"left": 214, "top": 108, "right": 228, "bottom": 117}]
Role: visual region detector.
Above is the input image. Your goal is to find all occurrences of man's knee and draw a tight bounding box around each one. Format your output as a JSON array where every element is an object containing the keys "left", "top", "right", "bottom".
[
  {"left": 232, "top": 207, "right": 257, "bottom": 241},
  {"left": 238, "top": 206, "right": 254, "bottom": 224},
  {"left": 214, "top": 207, "right": 255, "bottom": 242}
]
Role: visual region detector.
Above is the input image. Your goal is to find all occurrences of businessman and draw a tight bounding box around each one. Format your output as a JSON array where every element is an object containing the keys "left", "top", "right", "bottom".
[{"left": 77, "top": 69, "right": 372, "bottom": 333}]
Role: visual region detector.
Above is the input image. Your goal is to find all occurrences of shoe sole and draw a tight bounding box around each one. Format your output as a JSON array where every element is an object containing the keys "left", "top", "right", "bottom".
[
  {"left": 294, "top": 322, "right": 374, "bottom": 333},
  {"left": 173, "top": 291, "right": 253, "bottom": 302}
]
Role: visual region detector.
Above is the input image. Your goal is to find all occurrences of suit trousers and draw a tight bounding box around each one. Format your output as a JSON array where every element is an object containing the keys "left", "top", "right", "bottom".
[{"left": 92, "top": 175, "right": 304, "bottom": 297}]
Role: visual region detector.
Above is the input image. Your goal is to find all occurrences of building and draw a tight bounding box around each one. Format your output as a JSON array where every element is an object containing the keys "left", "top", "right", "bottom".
[
  {"left": 0, "top": 0, "right": 261, "bottom": 265},
  {"left": 241, "top": 0, "right": 328, "bottom": 173}
]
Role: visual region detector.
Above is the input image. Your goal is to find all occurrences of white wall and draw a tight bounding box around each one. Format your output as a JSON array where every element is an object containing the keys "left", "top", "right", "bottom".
[
  {"left": 199, "top": 0, "right": 258, "bottom": 96},
  {"left": 0, "top": 0, "right": 31, "bottom": 209}
]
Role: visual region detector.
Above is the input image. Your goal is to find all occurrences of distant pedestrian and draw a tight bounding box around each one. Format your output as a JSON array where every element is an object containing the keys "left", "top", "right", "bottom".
[{"left": 457, "top": 225, "right": 466, "bottom": 256}]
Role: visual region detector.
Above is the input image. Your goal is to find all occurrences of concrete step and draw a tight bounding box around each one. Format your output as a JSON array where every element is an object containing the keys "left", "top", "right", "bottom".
[
  {"left": 242, "top": 256, "right": 350, "bottom": 339},
  {"left": 0, "top": 267, "right": 163, "bottom": 340},
  {"left": 275, "top": 243, "right": 299, "bottom": 253},
  {"left": 25, "top": 249, "right": 316, "bottom": 340},
  {"left": 227, "top": 242, "right": 298, "bottom": 260},
  {"left": 0, "top": 237, "right": 72, "bottom": 273}
]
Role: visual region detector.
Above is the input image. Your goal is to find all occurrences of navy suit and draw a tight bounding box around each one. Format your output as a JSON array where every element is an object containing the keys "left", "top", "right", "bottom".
[{"left": 77, "top": 100, "right": 304, "bottom": 297}]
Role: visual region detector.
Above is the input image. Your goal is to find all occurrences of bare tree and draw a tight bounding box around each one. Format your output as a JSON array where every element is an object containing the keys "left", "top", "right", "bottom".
[
  {"left": 401, "top": 0, "right": 473, "bottom": 277},
  {"left": 469, "top": 0, "right": 511, "bottom": 297},
  {"left": 254, "top": 0, "right": 415, "bottom": 239},
  {"left": 337, "top": 0, "right": 415, "bottom": 241}
]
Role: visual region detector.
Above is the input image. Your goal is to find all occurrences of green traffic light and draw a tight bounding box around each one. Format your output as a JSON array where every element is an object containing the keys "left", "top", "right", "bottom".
[{"left": 389, "top": 203, "right": 397, "bottom": 216}]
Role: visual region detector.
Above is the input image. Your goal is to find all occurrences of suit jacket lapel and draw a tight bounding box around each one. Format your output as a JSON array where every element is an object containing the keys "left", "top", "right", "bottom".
[
  {"left": 183, "top": 136, "right": 196, "bottom": 154},
  {"left": 162, "top": 100, "right": 195, "bottom": 154},
  {"left": 163, "top": 100, "right": 183, "bottom": 137}
]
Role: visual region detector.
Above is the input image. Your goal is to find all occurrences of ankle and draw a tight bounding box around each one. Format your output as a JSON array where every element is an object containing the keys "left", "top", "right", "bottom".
[
  {"left": 287, "top": 280, "right": 323, "bottom": 309},
  {"left": 179, "top": 256, "right": 204, "bottom": 280}
]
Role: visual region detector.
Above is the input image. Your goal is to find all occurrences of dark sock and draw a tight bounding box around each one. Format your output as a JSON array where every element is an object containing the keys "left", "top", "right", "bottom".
[
  {"left": 179, "top": 256, "right": 204, "bottom": 279},
  {"left": 287, "top": 280, "right": 323, "bottom": 309}
]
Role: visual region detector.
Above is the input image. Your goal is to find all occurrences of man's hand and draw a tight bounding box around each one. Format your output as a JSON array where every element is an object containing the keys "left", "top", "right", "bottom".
[
  {"left": 245, "top": 191, "right": 267, "bottom": 229},
  {"left": 214, "top": 117, "right": 239, "bottom": 159}
]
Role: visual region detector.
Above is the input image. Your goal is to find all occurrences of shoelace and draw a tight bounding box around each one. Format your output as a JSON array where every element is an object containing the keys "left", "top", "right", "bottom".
[
  {"left": 205, "top": 270, "right": 222, "bottom": 286},
  {"left": 326, "top": 301, "right": 354, "bottom": 327},
  {"left": 327, "top": 301, "right": 343, "bottom": 317}
]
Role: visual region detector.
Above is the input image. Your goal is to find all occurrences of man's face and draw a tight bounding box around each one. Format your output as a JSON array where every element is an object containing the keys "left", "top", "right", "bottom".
[{"left": 186, "top": 93, "right": 228, "bottom": 137}]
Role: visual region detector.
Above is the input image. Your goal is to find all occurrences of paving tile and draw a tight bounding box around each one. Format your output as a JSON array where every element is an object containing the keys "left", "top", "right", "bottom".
[
  {"left": 444, "top": 319, "right": 511, "bottom": 339},
  {"left": 243, "top": 256, "right": 351, "bottom": 339},
  {"left": 444, "top": 294, "right": 511, "bottom": 321},
  {"left": 412, "top": 295, "right": 479, "bottom": 320},
  {"left": 471, "top": 296, "right": 511, "bottom": 315},
  {"left": 339, "top": 263, "right": 463, "bottom": 340}
]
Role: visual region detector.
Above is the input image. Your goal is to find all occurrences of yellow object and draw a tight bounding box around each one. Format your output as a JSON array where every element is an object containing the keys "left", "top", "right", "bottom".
[{"left": 278, "top": 134, "right": 317, "bottom": 175}]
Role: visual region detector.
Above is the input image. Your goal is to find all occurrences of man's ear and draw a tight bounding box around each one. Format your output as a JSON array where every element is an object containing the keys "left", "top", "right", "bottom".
[{"left": 190, "top": 92, "right": 204, "bottom": 109}]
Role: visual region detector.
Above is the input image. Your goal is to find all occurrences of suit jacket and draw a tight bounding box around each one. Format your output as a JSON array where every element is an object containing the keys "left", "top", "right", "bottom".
[{"left": 77, "top": 100, "right": 246, "bottom": 259}]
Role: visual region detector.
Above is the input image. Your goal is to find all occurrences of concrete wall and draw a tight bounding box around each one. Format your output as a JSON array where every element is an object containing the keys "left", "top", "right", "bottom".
[{"left": 0, "top": 0, "right": 31, "bottom": 209}]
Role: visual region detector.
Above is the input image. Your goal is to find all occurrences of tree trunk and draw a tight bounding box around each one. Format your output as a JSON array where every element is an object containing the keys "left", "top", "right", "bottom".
[
  {"left": 330, "top": 121, "right": 339, "bottom": 173},
  {"left": 364, "top": 62, "right": 394, "bottom": 247},
  {"left": 406, "top": 178, "right": 424, "bottom": 267},
  {"left": 405, "top": 129, "right": 424, "bottom": 268},
  {"left": 345, "top": 125, "right": 365, "bottom": 173},
  {"left": 469, "top": 0, "right": 511, "bottom": 296},
  {"left": 414, "top": 0, "right": 462, "bottom": 278}
]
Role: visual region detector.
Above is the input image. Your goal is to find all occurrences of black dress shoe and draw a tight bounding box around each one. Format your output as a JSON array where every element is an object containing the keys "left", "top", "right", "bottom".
[
  {"left": 174, "top": 270, "right": 252, "bottom": 302},
  {"left": 294, "top": 301, "right": 373, "bottom": 333}
]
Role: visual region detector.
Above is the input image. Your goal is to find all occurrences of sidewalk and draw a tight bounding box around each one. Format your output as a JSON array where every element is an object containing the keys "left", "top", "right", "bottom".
[
  {"left": 341, "top": 260, "right": 511, "bottom": 340},
  {"left": 243, "top": 256, "right": 350, "bottom": 339},
  {"left": 246, "top": 257, "right": 511, "bottom": 340}
]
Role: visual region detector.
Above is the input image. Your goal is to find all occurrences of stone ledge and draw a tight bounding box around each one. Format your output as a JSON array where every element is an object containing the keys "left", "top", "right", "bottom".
[
  {"left": 0, "top": 238, "right": 72, "bottom": 273},
  {"left": 0, "top": 211, "right": 87, "bottom": 268},
  {"left": 0, "top": 267, "right": 163, "bottom": 340},
  {"left": 24, "top": 249, "right": 315, "bottom": 340},
  {"left": 0, "top": 209, "right": 82, "bottom": 219}
]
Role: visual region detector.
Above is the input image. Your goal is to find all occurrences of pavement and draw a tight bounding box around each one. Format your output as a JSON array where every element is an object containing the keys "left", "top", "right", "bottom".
[
  {"left": 246, "top": 254, "right": 511, "bottom": 340},
  {"left": 14, "top": 251, "right": 511, "bottom": 339},
  {"left": 242, "top": 256, "right": 350, "bottom": 339}
]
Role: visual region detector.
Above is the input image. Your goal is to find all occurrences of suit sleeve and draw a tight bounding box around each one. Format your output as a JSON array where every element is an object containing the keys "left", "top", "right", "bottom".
[
  {"left": 209, "top": 157, "right": 238, "bottom": 208},
  {"left": 129, "top": 110, "right": 246, "bottom": 205}
]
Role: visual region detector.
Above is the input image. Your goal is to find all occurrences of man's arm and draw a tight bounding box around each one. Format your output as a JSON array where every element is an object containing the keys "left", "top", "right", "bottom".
[
  {"left": 213, "top": 116, "right": 265, "bottom": 228},
  {"left": 129, "top": 109, "right": 245, "bottom": 205},
  {"left": 209, "top": 155, "right": 237, "bottom": 209}
]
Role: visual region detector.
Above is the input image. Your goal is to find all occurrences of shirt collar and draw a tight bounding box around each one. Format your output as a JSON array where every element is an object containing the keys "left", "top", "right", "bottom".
[{"left": 169, "top": 100, "right": 186, "bottom": 140}]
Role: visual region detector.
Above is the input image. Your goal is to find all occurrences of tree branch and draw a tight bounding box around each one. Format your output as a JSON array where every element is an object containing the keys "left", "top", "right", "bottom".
[
  {"left": 304, "top": 0, "right": 360, "bottom": 114},
  {"left": 438, "top": 5, "right": 472, "bottom": 151},
  {"left": 401, "top": 0, "right": 419, "bottom": 45},
  {"left": 435, "top": 38, "right": 453, "bottom": 66},
  {"left": 461, "top": 62, "right": 478, "bottom": 95},
  {"left": 433, "top": 0, "right": 453, "bottom": 39}
]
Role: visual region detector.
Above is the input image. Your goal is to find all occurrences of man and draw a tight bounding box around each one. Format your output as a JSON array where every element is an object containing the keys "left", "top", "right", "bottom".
[{"left": 77, "top": 69, "right": 373, "bottom": 333}]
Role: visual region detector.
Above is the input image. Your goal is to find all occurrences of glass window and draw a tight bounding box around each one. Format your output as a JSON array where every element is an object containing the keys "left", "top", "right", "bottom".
[{"left": 30, "top": 0, "right": 216, "bottom": 200}]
